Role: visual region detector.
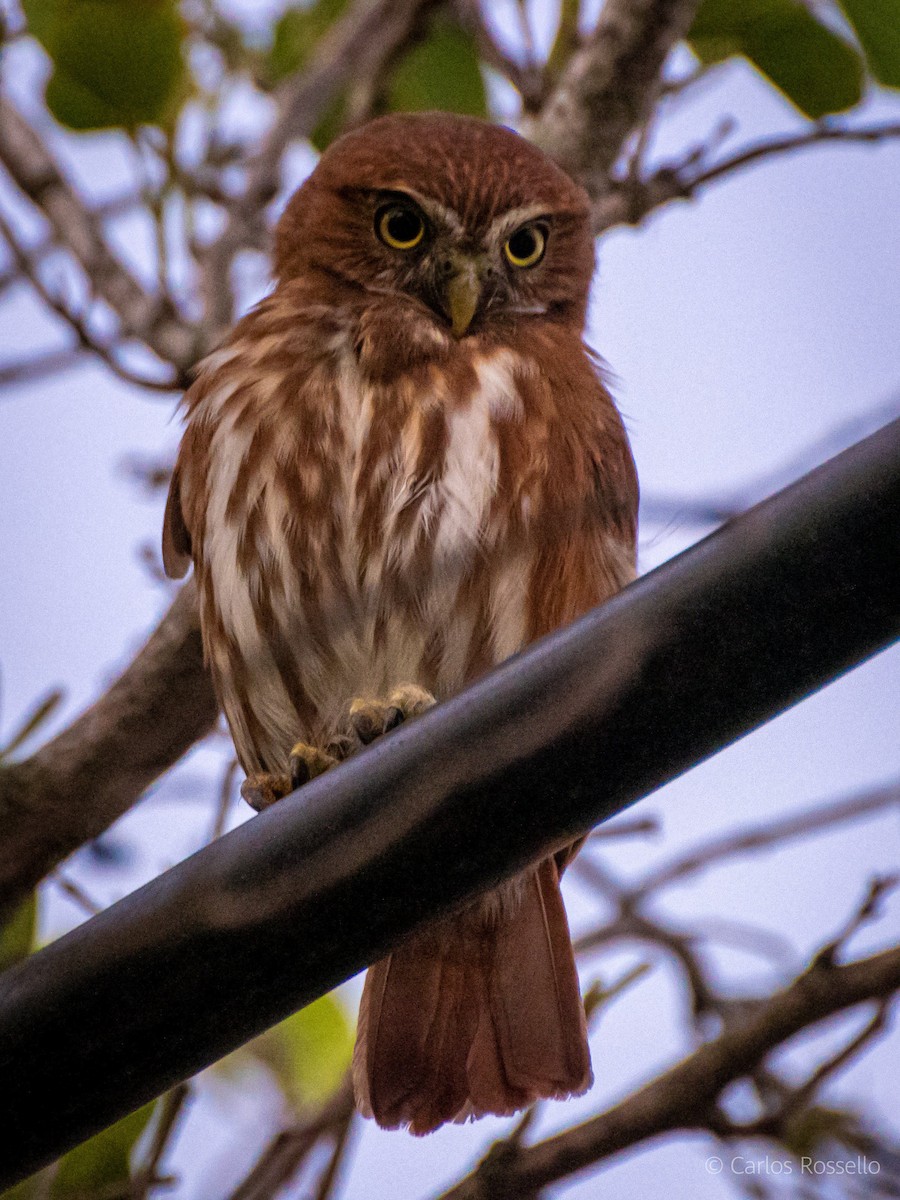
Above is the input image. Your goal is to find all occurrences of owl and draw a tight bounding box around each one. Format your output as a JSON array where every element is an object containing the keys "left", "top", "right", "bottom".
[{"left": 163, "top": 112, "right": 638, "bottom": 1133}]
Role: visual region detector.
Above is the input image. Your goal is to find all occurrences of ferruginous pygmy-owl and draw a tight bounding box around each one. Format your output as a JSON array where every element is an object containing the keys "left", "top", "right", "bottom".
[{"left": 163, "top": 112, "right": 638, "bottom": 1134}]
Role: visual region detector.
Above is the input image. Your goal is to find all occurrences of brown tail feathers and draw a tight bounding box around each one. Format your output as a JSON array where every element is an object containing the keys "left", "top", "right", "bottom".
[{"left": 352, "top": 855, "right": 591, "bottom": 1134}]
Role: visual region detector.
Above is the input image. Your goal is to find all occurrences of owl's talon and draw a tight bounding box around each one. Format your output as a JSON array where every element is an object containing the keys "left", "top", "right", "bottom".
[
  {"left": 347, "top": 699, "right": 384, "bottom": 746},
  {"left": 241, "top": 773, "right": 291, "bottom": 812},
  {"left": 347, "top": 684, "right": 436, "bottom": 747},
  {"left": 388, "top": 683, "right": 436, "bottom": 720},
  {"left": 289, "top": 742, "right": 338, "bottom": 790},
  {"left": 383, "top": 706, "right": 404, "bottom": 734}
]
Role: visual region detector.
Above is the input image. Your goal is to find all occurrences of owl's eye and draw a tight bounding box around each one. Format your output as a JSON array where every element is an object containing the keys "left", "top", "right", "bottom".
[
  {"left": 376, "top": 204, "right": 425, "bottom": 250},
  {"left": 504, "top": 223, "right": 547, "bottom": 269}
]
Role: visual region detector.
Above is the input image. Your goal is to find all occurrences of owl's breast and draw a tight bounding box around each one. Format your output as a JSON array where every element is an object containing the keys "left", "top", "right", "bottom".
[{"left": 199, "top": 341, "right": 536, "bottom": 768}]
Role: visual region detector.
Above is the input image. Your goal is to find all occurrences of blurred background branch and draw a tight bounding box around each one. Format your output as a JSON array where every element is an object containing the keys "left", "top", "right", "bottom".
[{"left": 1, "top": 0, "right": 898, "bottom": 1195}]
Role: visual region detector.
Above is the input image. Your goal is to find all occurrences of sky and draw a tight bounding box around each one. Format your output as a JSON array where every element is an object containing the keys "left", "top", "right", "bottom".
[{"left": 0, "top": 10, "right": 899, "bottom": 1200}]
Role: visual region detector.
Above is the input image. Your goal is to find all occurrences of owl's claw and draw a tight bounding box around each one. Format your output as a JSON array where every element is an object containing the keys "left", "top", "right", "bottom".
[
  {"left": 241, "top": 688, "right": 433, "bottom": 811},
  {"left": 348, "top": 684, "right": 436, "bottom": 746},
  {"left": 289, "top": 742, "right": 338, "bottom": 789},
  {"left": 240, "top": 772, "right": 292, "bottom": 812},
  {"left": 241, "top": 744, "right": 338, "bottom": 812}
]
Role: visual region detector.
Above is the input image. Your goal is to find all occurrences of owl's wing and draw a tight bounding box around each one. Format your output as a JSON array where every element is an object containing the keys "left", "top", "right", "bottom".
[
  {"left": 162, "top": 367, "right": 217, "bottom": 580},
  {"left": 162, "top": 460, "right": 192, "bottom": 579}
]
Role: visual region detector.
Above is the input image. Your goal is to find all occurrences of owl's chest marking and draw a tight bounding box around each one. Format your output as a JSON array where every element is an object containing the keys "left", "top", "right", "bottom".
[{"left": 205, "top": 343, "right": 532, "bottom": 764}]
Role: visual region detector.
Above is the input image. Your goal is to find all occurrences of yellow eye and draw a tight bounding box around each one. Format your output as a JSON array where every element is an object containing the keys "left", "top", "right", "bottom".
[
  {"left": 376, "top": 205, "right": 425, "bottom": 250},
  {"left": 504, "top": 223, "right": 546, "bottom": 268}
]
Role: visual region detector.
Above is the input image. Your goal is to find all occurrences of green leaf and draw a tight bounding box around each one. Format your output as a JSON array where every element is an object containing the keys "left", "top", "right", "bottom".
[
  {"left": 387, "top": 14, "right": 487, "bottom": 119},
  {"left": 0, "top": 893, "right": 37, "bottom": 974},
  {"left": 267, "top": 0, "right": 349, "bottom": 84},
  {"left": 837, "top": 0, "right": 900, "bottom": 87},
  {"left": 22, "top": 0, "right": 184, "bottom": 130},
  {"left": 50, "top": 1103, "right": 155, "bottom": 1197},
  {"left": 44, "top": 67, "right": 125, "bottom": 131},
  {"left": 689, "top": 0, "right": 864, "bottom": 117},
  {"left": 251, "top": 994, "right": 353, "bottom": 1108}
]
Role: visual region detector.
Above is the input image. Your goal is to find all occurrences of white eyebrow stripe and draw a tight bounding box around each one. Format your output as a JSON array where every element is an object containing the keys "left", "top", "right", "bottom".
[
  {"left": 378, "top": 185, "right": 465, "bottom": 235},
  {"left": 488, "top": 205, "right": 551, "bottom": 240}
]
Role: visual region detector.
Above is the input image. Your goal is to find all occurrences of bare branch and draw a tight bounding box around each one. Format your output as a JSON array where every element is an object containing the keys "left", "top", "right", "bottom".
[
  {"left": 0, "top": 94, "right": 197, "bottom": 374},
  {"left": 132, "top": 1083, "right": 192, "bottom": 1200},
  {"left": 637, "top": 779, "right": 900, "bottom": 896},
  {"left": 227, "top": 1076, "right": 355, "bottom": 1200},
  {"left": 452, "top": 1, "right": 545, "bottom": 110},
  {"left": 594, "top": 121, "right": 900, "bottom": 233},
  {"left": 53, "top": 872, "right": 103, "bottom": 916},
  {"left": 687, "top": 121, "right": 900, "bottom": 192},
  {"left": 0, "top": 346, "right": 84, "bottom": 391},
  {"left": 199, "top": 0, "right": 435, "bottom": 339},
  {"left": 436, "top": 947, "right": 900, "bottom": 1198},
  {"left": 589, "top": 815, "right": 660, "bottom": 841},
  {"left": 531, "top": 0, "right": 702, "bottom": 195},
  {"left": 208, "top": 757, "right": 239, "bottom": 843},
  {"left": 313, "top": 1104, "right": 356, "bottom": 1200},
  {"left": 814, "top": 875, "right": 900, "bottom": 969},
  {"left": 253, "top": 0, "right": 435, "bottom": 198},
  {"left": 0, "top": 582, "right": 217, "bottom": 918},
  {"left": 0, "top": 205, "right": 181, "bottom": 393},
  {"left": 770, "top": 1002, "right": 889, "bottom": 1130}
]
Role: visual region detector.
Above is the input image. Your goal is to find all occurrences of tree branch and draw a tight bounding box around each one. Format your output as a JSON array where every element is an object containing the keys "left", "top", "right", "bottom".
[
  {"left": 436, "top": 947, "right": 900, "bottom": 1198},
  {"left": 227, "top": 1077, "right": 355, "bottom": 1200},
  {"left": 636, "top": 779, "right": 900, "bottom": 896},
  {"left": 0, "top": 207, "right": 181, "bottom": 394},
  {"left": 199, "top": 0, "right": 436, "bottom": 338},
  {"left": 0, "top": 345, "right": 84, "bottom": 391},
  {"left": 593, "top": 121, "right": 900, "bottom": 233},
  {"left": 530, "top": 0, "right": 702, "bottom": 196},
  {"left": 0, "top": 94, "right": 197, "bottom": 375},
  {"left": 452, "top": 1, "right": 545, "bottom": 110},
  {"left": 0, "top": 582, "right": 217, "bottom": 918}
]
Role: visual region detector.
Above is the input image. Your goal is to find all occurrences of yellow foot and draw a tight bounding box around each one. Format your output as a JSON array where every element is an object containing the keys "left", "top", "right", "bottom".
[
  {"left": 240, "top": 744, "right": 338, "bottom": 812},
  {"left": 347, "top": 684, "right": 436, "bottom": 746},
  {"left": 288, "top": 742, "right": 338, "bottom": 789},
  {"left": 240, "top": 772, "right": 291, "bottom": 812}
]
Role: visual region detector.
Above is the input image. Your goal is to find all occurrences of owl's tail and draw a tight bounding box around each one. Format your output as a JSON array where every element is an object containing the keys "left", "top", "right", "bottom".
[{"left": 352, "top": 856, "right": 592, "bottom": 1134}]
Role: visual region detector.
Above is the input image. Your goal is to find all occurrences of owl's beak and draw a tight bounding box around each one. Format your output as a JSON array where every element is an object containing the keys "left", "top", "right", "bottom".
[{"left": 445, "top": 258, "right": 482, "bottom": 338}]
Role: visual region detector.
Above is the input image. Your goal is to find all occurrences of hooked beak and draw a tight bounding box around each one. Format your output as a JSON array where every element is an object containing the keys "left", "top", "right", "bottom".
[{"left": 444, "top": 256, "right": 483, "bottom": 338}]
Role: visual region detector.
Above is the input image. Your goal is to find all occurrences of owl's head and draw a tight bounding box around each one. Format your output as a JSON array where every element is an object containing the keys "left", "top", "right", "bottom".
[{"left": 274, "top": 113, "right": 594, "bottom": 339}]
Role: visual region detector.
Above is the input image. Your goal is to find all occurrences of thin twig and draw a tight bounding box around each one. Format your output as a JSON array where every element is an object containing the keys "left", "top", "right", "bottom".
[
  {"left": 690, "top": 121, "right": 900, "bottom": 191},
  {"left": 589, "top": 815, "right": 660, "bottom": 841},
  {"left": 777, "top": 1002, "right": 890, "bottom": 1125},
  {"left": 0, "top": 346, "right": 85, "bottom": 391},
  {"left": 209, "top": 757, "right": 240, "bottom": 843},
  {"left": 227, "top": 1075, "right": 355, "bottom": 1200},
  {"left": 0, "top": 94, "right": 197, "bottom": 371},
  {"left": 198, "top": 0, "right": 434, "bottom": 343},
  {"left": 453, "top": 0, "right": 543, "bottom": 106},
  {"left": 637, "top": 780, "right": 900, "bottom": 896},
  {"left": 132, "top": 1083, "right": 191, "bottom": 1200},
  {"left": 314, "top": 1104, "right": 357, "bottom": 1200},
  {"left": 0, "top": 207, "right": 181, "bottom": 394},
  {"left": 814, "top": 875, "right": 900, "bottom": 969},
  {"left": 53, "top": 872, "right": 103, "bottom": 916},
  {"left": 594, "top": 120, "right": 900, "bottom": 232}
]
